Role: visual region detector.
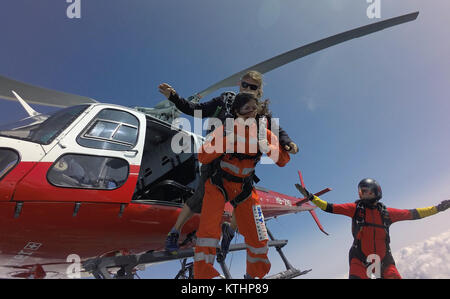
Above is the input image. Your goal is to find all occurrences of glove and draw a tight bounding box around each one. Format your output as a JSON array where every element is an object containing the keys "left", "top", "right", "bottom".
[
  {"left": 284, "top": 142, "right": 299, "bottom": 154},
  {"left": 295, "top": 184, "right": 314, "bottom": 201},
  {"left": 436, "top": 200, "right": 450, "bottom": 212}
]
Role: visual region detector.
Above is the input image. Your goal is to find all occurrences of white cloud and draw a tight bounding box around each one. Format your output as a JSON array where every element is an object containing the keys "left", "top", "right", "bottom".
[{"left": 393, "top": 230, "right": 450, "bottom": 279}]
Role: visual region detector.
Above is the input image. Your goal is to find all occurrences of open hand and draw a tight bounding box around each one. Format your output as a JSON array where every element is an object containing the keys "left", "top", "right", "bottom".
[{"left": 158, "top": 83, "right": 176, "bottom": 99}]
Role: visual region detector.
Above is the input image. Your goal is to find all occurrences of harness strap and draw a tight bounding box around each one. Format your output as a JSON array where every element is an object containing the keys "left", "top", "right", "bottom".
[
  {"left": 210, "top": 166, "right": 254, "bottom": 208},
  {"left": 229, "top": 152, "right": 261, "bottom": 161},
  {"left": 350, "top": 200, "right": 394, "bottom": 277},
  {"left": 359, "top": 222, "right": 388, "bottom": 229}
]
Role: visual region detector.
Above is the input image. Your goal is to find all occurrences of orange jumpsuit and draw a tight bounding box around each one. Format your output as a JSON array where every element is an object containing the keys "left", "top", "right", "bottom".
[{"left": 193, "top": 121, "right": 290, "bottom": 279}]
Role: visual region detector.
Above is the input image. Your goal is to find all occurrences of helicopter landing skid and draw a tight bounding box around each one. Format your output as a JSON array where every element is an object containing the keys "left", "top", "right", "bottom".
[{"left": 83, "top": 229, "right": 309, "bottom": 279}]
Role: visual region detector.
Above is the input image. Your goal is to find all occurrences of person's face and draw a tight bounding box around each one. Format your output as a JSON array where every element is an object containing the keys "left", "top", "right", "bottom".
[
  {"left": 358, "top": 187, "right": 376, "bottom": 200},
  {"left": 236, "top": 99, "right": 258, "bottom": 120},
  {"left": 239, "top": 78, "right": 261, "bottom": 98}
]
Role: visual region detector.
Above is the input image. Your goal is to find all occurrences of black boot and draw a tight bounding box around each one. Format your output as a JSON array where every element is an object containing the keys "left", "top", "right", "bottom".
[{"left": 217, "top": 222, "right": 235, "bottom": 262}]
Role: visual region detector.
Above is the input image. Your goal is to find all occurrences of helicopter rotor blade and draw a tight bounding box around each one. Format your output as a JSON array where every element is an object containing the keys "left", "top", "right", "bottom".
[
  {"left": 196, "top": 11, "right": 419, "bottom": 99},
  {"left": 0, "top": 12, "right": 418, "bottom": 113},
  {"left": 0, "top": 75, "right": 97, "bottom": 108}
]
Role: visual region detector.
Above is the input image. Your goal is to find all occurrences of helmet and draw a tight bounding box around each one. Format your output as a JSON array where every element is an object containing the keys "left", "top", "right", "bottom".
[{"left": 358, "top": 178, "right": 382, "bottom": 200}]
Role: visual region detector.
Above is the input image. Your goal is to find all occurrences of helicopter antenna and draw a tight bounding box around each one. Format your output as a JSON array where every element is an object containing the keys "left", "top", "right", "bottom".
[{"left": 11, "top": 90, "right": 48, "bottom": 123}]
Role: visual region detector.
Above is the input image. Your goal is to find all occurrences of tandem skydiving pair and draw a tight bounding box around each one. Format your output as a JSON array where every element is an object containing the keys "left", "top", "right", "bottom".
[
  {"left": 296, "top": 178, "right": 450, "bottom": 279},
  {"left": 159, "top": 70, "right": 298, "bottom": 279}
]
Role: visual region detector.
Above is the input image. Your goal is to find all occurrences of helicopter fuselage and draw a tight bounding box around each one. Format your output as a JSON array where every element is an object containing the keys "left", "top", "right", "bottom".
[{"left": 0, "top": 103, "right": 313, "bottom": 278}]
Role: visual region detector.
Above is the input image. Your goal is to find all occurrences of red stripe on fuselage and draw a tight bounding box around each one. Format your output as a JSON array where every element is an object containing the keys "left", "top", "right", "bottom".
[{"left": 0, "top": 200, "right": 200, "bottom": 278}]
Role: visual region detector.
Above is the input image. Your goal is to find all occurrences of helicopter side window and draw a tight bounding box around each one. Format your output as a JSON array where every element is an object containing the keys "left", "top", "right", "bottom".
[
  {"left": 47, "top": 154, "right": 129, "bottom": 190},
  {"left": 0, "top": 148, "right": 19, "bottom": 181},
  {"left": 77, "top": 109, "right": 139, "bottom": 151}
]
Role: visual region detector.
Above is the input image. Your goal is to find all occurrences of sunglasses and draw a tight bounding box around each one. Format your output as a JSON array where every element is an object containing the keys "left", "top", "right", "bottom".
[{"left": 241, "top": 81, "right": 259, "bottom": 91}]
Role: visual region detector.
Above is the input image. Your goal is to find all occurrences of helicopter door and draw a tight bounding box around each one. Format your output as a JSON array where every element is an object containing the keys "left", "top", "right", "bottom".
[
  {"left": 14, "top": 106, "right": 146, "bottom": 204},
  {"left": 0, "top": 145, "right": 46, "bottom": 202}
]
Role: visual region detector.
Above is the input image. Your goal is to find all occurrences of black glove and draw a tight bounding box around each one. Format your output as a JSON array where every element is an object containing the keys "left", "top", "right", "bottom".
[
  {"left": 437, "top": 200, "right": 450, "bottom": 212},
  {"left": 295, "top": 184, "right": 314, "bottom": 201}
]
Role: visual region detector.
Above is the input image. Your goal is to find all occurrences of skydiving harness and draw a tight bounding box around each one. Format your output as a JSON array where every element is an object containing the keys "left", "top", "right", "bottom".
[
  {"left": 209, "top": 152, "right": 262, "bottom": 208},
  {"left": 221, "top": 91, "right": 236, "bottom": 117},
  {"left": 205, "top": 91, "right": 236, "bottom": 136},
  {"left": 350, "top": 200, "right": 395, "bottom": 274},
  {"left": 207, "top": 92, "right": 269, "bottom": 208}
]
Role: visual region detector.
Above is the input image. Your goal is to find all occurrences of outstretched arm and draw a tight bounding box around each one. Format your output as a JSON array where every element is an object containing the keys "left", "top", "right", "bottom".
[
  {"left": 168, "top": 93, "right": 222, "bottom": 117},
  {"left": 389, "top": 200, "right": 450, "bottom": 223},
  {"left": 158, "top": 83, "right": 221, "bottom": 117},
  {"left": 295, "top": 184, "right": 355, "bottom": 217}
]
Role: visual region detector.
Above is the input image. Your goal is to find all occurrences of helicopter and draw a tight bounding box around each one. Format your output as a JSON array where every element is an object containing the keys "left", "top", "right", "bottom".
[{"left": 0, "top": 12, "right": 418, "bottom": 279}]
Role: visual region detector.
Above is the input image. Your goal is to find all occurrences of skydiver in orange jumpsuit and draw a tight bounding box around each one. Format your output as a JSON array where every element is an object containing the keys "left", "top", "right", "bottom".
[{"left": 194, "top": 93, "right": 290, "bottom": 279}]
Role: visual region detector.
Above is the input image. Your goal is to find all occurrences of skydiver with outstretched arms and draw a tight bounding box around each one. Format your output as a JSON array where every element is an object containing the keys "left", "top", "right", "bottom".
[{"left": 296, "top": 178, "right": 450, "bottom": 279}]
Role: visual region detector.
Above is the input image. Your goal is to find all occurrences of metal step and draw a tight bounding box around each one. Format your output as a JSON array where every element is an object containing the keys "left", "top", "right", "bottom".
[{"left": 265, "top": 268, "right": 312, "bottom": 279}]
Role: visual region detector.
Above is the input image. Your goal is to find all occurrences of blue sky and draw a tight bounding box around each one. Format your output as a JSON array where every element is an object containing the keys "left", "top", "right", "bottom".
[{"left": 1, "top": 0, "right": 449, "bottom": 278}]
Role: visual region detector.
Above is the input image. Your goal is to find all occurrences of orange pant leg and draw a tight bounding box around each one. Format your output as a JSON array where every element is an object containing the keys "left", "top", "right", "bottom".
[
  {"left": 234, "top": 189, "right": 271, "bottom": 278},
  {"left": 193, "top": 179, "right": 226, "bottom": 279}
]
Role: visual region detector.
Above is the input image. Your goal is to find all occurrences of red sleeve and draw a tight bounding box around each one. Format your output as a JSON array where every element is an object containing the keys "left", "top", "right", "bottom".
[
  {"left": 387, "top": 208, "right": 414, "bottom": 223},
  {"left": 330, "top": 203, "right": 357, "bottom": 218}
]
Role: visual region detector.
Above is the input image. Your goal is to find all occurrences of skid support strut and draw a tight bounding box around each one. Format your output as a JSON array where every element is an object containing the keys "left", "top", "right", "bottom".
[{"left": 264, "top": 228, "right": 311, "bottom": 279}]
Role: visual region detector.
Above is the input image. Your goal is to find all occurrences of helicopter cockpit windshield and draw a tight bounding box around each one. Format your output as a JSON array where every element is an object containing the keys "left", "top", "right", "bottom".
[{"left": 0, "top": 105, "right": 88, "bottom": 144}]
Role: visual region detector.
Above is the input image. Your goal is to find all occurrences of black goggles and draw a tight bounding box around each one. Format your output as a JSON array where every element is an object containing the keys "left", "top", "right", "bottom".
[{"left": 241, "top": 81, "right": 259, "bottom": 91}]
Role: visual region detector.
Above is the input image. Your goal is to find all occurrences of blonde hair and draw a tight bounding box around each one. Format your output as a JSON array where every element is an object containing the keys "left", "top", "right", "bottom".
[{"left": 241, "top": 70, "right": 263, "bottom": 99}]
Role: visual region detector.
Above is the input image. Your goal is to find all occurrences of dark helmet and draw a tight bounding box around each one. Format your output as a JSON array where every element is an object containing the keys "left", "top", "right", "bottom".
[{"left": 358, "top": 178, "right": 382, "bottom": 200}]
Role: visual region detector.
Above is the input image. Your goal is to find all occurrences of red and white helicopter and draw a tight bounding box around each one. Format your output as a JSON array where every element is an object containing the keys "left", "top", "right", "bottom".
[{"left": 0, "top": 12, "right": 418, "bottom": 279}]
